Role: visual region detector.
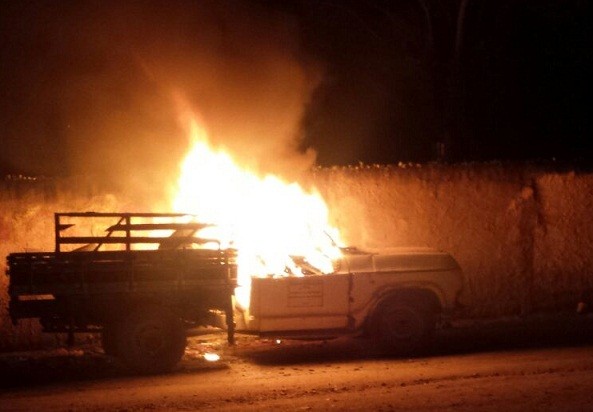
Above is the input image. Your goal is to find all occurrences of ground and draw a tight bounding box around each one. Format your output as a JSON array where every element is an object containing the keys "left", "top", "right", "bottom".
[{"left": 2, "top": 313, "right": 593, "bottom": 411}]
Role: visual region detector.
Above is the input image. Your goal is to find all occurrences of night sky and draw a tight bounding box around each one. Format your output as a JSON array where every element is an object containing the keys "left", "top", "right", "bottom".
[{"left": 1, "top": 0, "right": 592, "bottom": 179}]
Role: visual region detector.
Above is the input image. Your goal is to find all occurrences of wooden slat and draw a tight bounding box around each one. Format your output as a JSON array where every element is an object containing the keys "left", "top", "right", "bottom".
[
  {"left": 105, "top": 222, "right": 212, "bottom": 231},
  {"left": 56, "top": 212, "right": 193, "bottom": 218},
  {"left": 58, "top": 236, "right": 220, "bottom": 245}
]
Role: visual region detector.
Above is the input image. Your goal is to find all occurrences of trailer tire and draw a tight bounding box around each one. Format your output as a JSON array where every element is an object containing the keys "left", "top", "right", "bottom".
[
  {"left": 371, "top": 298, "right": 436, "bottom": 356},
  {"left": 116, "top": 306, "right": 186, "bottom": 374}
]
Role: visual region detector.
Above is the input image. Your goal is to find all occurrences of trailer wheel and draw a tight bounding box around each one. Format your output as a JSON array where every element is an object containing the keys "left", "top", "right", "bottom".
[
  {"left": 116, "top": 306, "right": 186, "bottom": 374},
  {"left": 372, "top": 298, "right": 436, "bottom": 356}
]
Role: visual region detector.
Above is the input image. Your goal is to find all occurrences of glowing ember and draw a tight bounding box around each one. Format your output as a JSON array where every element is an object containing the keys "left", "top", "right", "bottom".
[
  {"left": 171, "top": 116, "right": 342, "bottom": 309},
  {"left": 203, "top": 352, "right": 220, "bottom": 362}
]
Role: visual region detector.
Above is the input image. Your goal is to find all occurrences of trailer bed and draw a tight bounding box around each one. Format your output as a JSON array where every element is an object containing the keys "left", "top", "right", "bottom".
[
  {"left": 8, "top": 248, "right": 236, "bottom": 297},
  {"left": 6, "top": 213, "right": 238, "bottom": 345}
]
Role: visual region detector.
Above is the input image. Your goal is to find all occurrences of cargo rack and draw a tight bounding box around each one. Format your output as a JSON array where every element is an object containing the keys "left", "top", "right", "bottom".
[{"left": 53, "top": 212, "right": 220, "bottom": 252}]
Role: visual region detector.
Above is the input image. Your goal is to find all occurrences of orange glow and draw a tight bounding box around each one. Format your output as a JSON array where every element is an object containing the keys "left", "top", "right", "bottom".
[{"left": 171, "top": 116, "right": 342, "bottom": 309}]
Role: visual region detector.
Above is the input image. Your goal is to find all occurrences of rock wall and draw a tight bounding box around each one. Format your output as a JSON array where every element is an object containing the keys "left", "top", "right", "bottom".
[
  {"left": 532, "top": 172, "right": 593, "bottom": 310},
  {"left": 2, "top": 164, "right": 593, "bottom": 349}
]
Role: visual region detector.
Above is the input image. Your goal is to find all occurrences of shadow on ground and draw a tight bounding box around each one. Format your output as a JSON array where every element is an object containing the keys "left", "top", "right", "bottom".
[
  {"left": 2, "top": 312, "right": 593, "bottom": 388},
  {"left": 0, "top": 336, "right": 228, "bottom": 389},
  {"left": 234, "top": 312, "right": 593, "bottom": 365}
]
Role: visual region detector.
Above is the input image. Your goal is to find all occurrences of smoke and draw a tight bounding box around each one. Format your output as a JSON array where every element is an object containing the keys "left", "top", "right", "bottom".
[{"left": 0, "top": 0, "right": 319, "bottom": 194}]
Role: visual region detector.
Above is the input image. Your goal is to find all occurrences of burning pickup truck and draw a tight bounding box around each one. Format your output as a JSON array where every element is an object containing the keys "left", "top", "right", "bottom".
[
  {"left": 236, "top": 246, "right": 463, "bottom": 355},
  {"left": 6, "top": 212, "right": 463, "bottom": 373}
]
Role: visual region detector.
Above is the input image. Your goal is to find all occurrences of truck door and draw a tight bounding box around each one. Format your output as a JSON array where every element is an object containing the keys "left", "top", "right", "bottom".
[{"left": 249, "top": 274, "right": 350, "bottom": 333}]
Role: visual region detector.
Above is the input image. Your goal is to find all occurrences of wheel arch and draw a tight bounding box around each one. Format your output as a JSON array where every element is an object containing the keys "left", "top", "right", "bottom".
[{"left": 364, "top": 286, "right": 443, "bottom": 334}]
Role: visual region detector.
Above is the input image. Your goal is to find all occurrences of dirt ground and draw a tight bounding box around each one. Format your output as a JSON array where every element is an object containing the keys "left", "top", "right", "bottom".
[{"left": 2, "top": 313, "right": 593, "bottom": 411}]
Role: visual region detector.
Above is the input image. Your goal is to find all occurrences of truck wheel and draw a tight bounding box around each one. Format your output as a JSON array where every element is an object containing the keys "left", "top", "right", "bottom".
[
  {"left": 101, "top": 324, "right": 118, "bottom": 357},
  {"left": 116, "top": 306, "right": 187, "bottom": 374},
  {"left": 372, "top": 299, "right": 436, "bottom": 356}
]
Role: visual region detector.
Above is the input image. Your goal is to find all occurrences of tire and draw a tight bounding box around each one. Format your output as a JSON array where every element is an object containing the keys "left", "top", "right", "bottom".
[
  {"left": 101, "top": 324, "right": 119, "bottom": 357},
  {"left": 115, "top": 306, "right": 187, "bottom": 374},
  {"left": 371, "top": 298, "right": 437, "bottom": 356}
]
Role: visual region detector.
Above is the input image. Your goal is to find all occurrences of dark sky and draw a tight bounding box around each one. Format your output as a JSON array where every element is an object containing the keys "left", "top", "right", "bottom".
[
  {"left": 1, "top": 0, "right": 592, "bottom": 179},
  {"left": 292, "top": 0, "right": 593, "bottom": 165}
]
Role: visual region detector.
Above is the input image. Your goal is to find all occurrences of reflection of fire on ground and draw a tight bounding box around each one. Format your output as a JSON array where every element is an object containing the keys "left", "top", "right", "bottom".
[
  {"left": 183, "top": 329, "right": 286, "bottom": 366},
  {"left": 184, "top": 331, "right": 227, "bottom": 363},
  {"left": 171, "top": 115, "right": 343, "bottom": 310}
]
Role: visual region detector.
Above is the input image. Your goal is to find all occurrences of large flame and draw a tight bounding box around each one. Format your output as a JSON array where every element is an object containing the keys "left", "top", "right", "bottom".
[{"left": 171, "top": 117, "right": 342, "bottom": 309}]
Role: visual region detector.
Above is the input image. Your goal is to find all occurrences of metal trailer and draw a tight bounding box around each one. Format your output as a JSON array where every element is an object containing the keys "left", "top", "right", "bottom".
[{"left": 6, "top": 212, "right": 237, "bottom": 373}]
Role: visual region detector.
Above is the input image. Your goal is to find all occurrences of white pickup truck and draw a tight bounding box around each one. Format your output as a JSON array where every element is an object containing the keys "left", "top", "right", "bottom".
[{"left": 234, "top": 246, "right": 464, "bottom": 354}]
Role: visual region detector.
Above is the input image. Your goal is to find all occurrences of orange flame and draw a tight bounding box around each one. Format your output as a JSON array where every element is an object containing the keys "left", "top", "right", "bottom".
[{"left": 171, "top": 116, "right": 342, "bottom": 309}]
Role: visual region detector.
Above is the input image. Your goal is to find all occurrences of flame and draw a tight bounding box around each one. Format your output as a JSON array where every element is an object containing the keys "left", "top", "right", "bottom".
[
  {"left": 203, "top": 352, "right": 221, "bottom": 362},
  {"left": 171, "top": 116, "right": 342, "bottom": 309}
]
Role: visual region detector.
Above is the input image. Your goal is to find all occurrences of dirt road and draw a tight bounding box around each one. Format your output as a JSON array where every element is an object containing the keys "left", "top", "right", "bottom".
[{"left": 3, "top": 314, "right": 593, "bottom": 411}]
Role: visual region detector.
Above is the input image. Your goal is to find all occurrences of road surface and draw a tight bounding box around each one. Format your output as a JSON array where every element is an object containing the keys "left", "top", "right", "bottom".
[{"left": 2, "top": 314, "right": 593, "bottom": 411}]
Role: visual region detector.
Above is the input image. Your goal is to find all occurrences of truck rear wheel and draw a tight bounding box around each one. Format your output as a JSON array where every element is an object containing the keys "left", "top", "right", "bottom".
[
  {"left": 372, "top": 298, "right": 436, "bottom": 356},
  {"left": 116, "top": 306, "right": 186, "bottom": 374}
]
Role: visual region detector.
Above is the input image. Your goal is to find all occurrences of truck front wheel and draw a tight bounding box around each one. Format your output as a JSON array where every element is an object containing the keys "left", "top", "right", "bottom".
[
  {"left": 116, "top": 306, "right": 186, "bottom": 374},
  {"left": 372, "top": 299, "right": 436, "bottom": 356}
]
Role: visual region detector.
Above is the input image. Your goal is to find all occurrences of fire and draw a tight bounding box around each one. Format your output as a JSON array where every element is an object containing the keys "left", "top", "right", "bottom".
[
  {"left": 171, "top": 117, "right": 342, "bottom": 309},
  {"left": 203, "top": 352, "right": 221, "bottom": 362}
]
